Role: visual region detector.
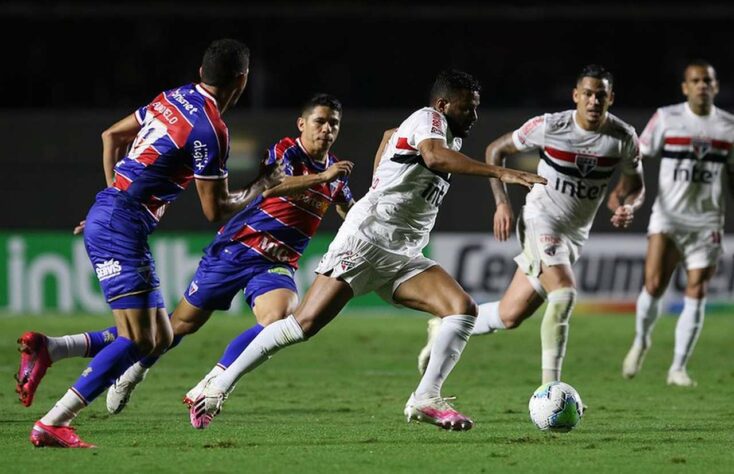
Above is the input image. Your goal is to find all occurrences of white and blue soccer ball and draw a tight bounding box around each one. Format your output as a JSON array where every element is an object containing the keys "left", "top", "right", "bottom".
[{"left": 528, "top": 381, "right": 584, "bottom": 432}]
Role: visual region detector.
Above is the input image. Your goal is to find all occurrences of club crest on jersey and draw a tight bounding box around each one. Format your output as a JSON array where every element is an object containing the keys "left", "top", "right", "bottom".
[
  {"left": 575, "top": 154, "right": 598, "bottom": 177},
  {"left": 188, "top": 281, "right": 199, "bottom": 296},
  {"left": 691, "top": 137, "right": 712, "bottom": 159}
]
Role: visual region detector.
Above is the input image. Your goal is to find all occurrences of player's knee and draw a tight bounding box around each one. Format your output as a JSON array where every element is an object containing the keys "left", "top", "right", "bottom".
[
  {"left": 441, "top": 295, "right": 477, "bottom": 317},
  {"left": 644, "top": 275, "right": 666, "bottom": 297},
  {"left": 256, "top": 311, "right": 288, "bottom": 326}
]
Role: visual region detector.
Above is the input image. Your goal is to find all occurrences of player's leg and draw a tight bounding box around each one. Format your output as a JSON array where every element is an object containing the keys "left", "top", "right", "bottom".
[
  {"left": 16, "top": 326, "right": 119, "bottom": 407},
  {"left": 417, "top": 268, "right": 544, "bottom": 373},
  {"left": 190, "top": 274, "right": 353, "bottom": 428},
  {"left": 537, "top": 263, "right": 577, "bottom": 384},
  {"left": 623, "top": 233, "right": 680, "bottom": 378},
  {"left": 667, "top": 230, "right": 721, "bottom": 386},
  {"left": 31, "top": 304, "right": 171, "bottom": 447},
  {"left": 184, "top": 287, "right": 298, "bottom": 405},
  {"left": 393, "top": 265, "right": 476, "bottom": 431}
]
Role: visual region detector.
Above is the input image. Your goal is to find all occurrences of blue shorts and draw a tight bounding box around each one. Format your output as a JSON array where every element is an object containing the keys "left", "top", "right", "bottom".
[
  {"left": 184, "top": 253, "right": 297, "bottom": 311},
  {"left": 83, "top": 189, "right": 166, "bottom": 310}
]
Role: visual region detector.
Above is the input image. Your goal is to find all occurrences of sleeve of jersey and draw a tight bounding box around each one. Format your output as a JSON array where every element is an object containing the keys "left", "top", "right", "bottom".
[
  {"left": 621, "top": 132, "right": 643, "bottom": 175},
  {"left": 335, "top": 180, "right": 354, "bottom": 203},
  {"left": 134, "top": 105, "right": 147, "bottom": 125},
  {"left": 511, "top": 115, "right": 545, "bottom": 151},
  {"left": 263, "top": 144, "right": 295, "bottom": 177},
  {"left": 638, "top": 110, "right": 663, "bottom": 157},
  {"left": 190, "top": 127, "right": 228, "bottom": 180},
  {"left": 413, "top": 109, "right": 449, "bottom": 148}
]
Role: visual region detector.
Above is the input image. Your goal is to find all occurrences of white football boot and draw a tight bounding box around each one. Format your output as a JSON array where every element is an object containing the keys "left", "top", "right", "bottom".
[
  {"left": 622, "top": 343, "right": 649, "bottom": 379},
  {"left": 667, "top": 369, "right": 697, "bottom": 387},
  {"left": 106, "top": 366, "right": 149, "bottom": 414}
]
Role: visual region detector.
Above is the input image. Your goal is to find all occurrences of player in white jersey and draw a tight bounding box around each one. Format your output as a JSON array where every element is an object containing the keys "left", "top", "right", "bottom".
[
  {"left": 418, "top": 65, "right": 645, "bottom": 385},
  {"left": 622, "top": 60, "right": 734, "bottom": 387},
  {"left": 186, "top": 69, "right": 546, "bottom": 432}
]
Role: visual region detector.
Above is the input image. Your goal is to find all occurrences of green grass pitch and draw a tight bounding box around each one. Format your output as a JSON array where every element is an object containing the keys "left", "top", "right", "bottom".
[{"left": 1, "top": 309, "right": 733, "bottom": 473}]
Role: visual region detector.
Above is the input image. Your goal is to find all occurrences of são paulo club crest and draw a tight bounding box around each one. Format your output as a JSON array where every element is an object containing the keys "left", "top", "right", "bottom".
[
  {"left": 691, "top": 137, "right": 712, "bottom": 159},
  {"left": 575, "top": 154, "right": 598, "bottom": 177}
]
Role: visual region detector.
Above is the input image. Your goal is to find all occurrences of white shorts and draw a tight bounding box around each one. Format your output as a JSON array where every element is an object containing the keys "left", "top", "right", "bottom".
[
  {"left": 647, "top": 216, "right": 723, "bottom": 270},
  {"left": 314, "top": 233, "right": 437, "bottom": 304},
  {"left": 514, "top": 211, "right": 584, "bottom": 278}
]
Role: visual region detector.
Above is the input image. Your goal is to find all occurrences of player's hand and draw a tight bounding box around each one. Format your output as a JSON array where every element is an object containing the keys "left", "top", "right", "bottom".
[
  {"left": 611, "top": 204, "right": 634, "bottom": 229},
  {"left": 261, "top": 162, "right": 285, "bottom": 189},
  {"left": 73, "top": 220, "right": 86, "bottom": 235},
  {"left": 493, "top": 202, "right": 514, "bottom": 241},
  {"left": 499, "top": 169, "right": 547, "bottom": 189},
  {"left": 321, "top": 161, "right": 354, "bottom": 182}
]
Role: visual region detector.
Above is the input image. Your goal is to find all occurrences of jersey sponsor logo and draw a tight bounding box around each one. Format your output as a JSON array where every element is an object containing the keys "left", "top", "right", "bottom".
[
  {"left": 691, "top": 137, "right": 712, "bottom": 159},
  {"left": 169, "top": 88, "right": 200, "bottom": 115},
  {"left": 673, "top": 164, "right": 715, "bottom": 184},
  {"left": 421, "top": 181, "right": 447, "bottom": 207},
  {"left": 430, "top": 112, "right": 444, "bottom": 135},
  {"left": 193, "top": 140, "right": 209, "bottom": 171},
  {"left": 81, "top": 367, "right": 93, "bottom": 377},
  {"left": 95, "top": 259, "right": 122, "bottom": 281},
  {"left": 102, "top": 330, "right": 116, "bottom": 343},
  {"left": 267, "top": 266, "right": 292, "bottom": 276},
  {"left": 575, "top": 154, "right": 598, "bottom": 177},
  {"left": 554, "top": 177, "right": 608, "bottom": 200}
]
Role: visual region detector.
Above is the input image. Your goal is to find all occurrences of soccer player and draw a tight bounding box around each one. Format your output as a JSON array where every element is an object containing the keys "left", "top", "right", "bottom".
[
  {"left": 104, "top": 93, "right": 355, "bottom": 412},
  {"left": 417, "top": 65, "right": 645, "bottom": 385},
  {"left": 187, "top": 69, "right": 547, "bottom": 432},
  {"left": 622, "top": 60, "right": 734, "bottom": 387},
  {"left": 19, "top": 39, "right": 281, "bottom": 448}
]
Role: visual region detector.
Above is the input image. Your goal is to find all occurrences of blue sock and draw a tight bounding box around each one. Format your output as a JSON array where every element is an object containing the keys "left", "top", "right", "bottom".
[
  {"left": 138, "top": 334, "right": 184, "bottom": 368},
  {"left": 217, "top": 324, "right": 264, "bottom": 368},
  {"left": 84, "top": 326, "right": 118, "bottom": 357},
  {"left": 72, "top": 336, "right": 142, "bottom": 403}
]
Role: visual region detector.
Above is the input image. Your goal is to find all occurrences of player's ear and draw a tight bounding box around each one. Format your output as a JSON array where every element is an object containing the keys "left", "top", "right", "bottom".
[
  {"left": 199, "top": 66, "right": 204, "bottom": 82},
  {"left": 435, "top": 98, "right": 449, "bottom": 113},
  {"left": 297, "top": 116, "right": 305, "bottom": 132},
  {"left": 572, "top": 87, "right": 580, "bottom": 105},
  {"left": 608, "top": 90, "right": 615, "bottom": 107}
]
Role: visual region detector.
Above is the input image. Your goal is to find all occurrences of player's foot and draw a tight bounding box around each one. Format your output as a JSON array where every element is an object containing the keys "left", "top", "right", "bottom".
[
  {"left": 106, "top": 367, "right": 149, "bottom": 414},
  {"left": 622, "top": 343, "right": 649, "bottom": 379},
  {"left": 417, "top": 317, "right": 442, "bottom": 375},
  {"left": 404, "top": 393, "right": 474, "bottom": 431},
  {"left": 29, "top": 421, "right": 95, "bottom": 448},
  {"left": 189, "top": 384, "right": 227, "bottom": 430},
  {"left": 16, "top": 332, "right": 53, "bottom": 407},
  {"left": 667, "top": 369, "right": 697, "bottom": 387}
]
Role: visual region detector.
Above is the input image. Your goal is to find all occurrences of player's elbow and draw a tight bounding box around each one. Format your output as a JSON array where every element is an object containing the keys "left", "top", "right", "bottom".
[{"left": 421, "top": 150, "right": 444, "bottom": 169}]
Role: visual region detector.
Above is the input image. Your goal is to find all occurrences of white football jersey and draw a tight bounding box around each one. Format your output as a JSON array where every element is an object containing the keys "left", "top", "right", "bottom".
[
  {"left": 339, "top": 107, "right": 461, "bottom": 257},
  {"left": 641, "top": 102, "right": 734, "bottom": 230},
  {"left": 513, "top": 110, "right": 641, "bottom": 239}
]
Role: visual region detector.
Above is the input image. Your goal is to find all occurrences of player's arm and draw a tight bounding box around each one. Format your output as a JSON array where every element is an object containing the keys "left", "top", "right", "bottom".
[
  {"left": 485, "top": 132, "right": 522, "bottom": 241},
  {"left": 101, "top": 114, "right": 142, "bottom": 187},
  {"left": 335, "top": 199, "right": 355, "bottom": 220},
  {"left": 417, "top": 138, "right": 546, "bottom": 188},
  {"left": 373, "top": 128, "right": 397, "bottom": 175},
  {"left": 607, "top": 165, "right": 645, "bottom": 229},
  {"left": 262, "top": 161, "right": 354, "bottom": 198},
  {"left": 195, "top": 163, "right": 283, "bottom": 223}
]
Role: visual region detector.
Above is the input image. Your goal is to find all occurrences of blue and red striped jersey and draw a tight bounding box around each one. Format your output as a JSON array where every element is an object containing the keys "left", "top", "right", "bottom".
[
  {"left": 112, "top": 83, "right": 229, "bottom": 223},
  {"left": 209, "top": 137, "right": 353, "bottom": 269}
]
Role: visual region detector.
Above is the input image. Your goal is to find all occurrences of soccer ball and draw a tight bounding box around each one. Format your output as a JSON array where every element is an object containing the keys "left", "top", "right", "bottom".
[{"left": 528, "top": 381, "right": 584, "bottom": 432}]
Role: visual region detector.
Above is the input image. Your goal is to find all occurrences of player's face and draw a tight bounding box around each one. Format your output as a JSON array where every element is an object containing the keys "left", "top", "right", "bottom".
[
  {"left": 682, "top": 65, "right": 718, "bottom": 110},
  {"left": 442, "top": 90, "right": 480, "bottom": 138},
  {"left": 298, "top": 105, "right": 341, "bottom": 154},
  {"left": 573, "top": 77, "right": 613, "bottom": 130}
]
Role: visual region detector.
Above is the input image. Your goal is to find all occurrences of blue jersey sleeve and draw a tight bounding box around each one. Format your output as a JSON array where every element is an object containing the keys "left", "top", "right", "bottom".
[
  {"left": 134, "top": 105, "right": 147, "bottom": 125},
  {"left": 335, "top": 179, "right": 353, "bottom": 203},
  {"left": 187, "top": 123, "right": 228, "bottom": 180}
]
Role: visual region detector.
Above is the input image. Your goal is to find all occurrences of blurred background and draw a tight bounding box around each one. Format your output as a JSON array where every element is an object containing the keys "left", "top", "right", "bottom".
[{"left": 3, "top": 0, "right": 734, "bottom": 314}]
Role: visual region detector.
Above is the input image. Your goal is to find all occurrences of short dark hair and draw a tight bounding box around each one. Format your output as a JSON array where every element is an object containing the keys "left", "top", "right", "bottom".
[
  {"left": 577, "top": 64, "right": 614, "bottom": 87},
  {"left": 200, "top": 39, "right": 250, "bottom": 87},
  {"left": 301, "top": 93, "right": 342, "bottom": 116},
  {"left": 684, "top": 59, "right": 715, "bottom": 79},
  {"left": 430, "top": 69, "right": 482, "bottom": 102}
]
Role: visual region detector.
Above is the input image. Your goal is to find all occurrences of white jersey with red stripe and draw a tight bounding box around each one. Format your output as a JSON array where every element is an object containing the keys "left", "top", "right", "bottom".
[
  {"left": 338, "top": 107, "right": 461, "bottom": 257},
  {"left": 640, "top": 102, "right": 734, "bottom": 230},
  {"left": 512, "top": 110, "right": 641, "bottom": 240}
]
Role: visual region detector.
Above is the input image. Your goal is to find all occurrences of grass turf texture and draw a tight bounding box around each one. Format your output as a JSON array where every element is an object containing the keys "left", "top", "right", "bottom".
[{"left": 1, "top": 310, "right": 733, "bottom": 473}]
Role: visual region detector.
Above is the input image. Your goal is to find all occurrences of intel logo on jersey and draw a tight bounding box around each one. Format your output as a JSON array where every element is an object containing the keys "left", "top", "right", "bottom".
[
  {"left": 95, "top": 259, "right": 122, "bottom": 281},
  {"left": 575, "top": 154, "right": 597, "bottom": 177}
]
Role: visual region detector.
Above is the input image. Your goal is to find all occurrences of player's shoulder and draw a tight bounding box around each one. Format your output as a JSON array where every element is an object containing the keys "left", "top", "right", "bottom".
[
  {"left": 271, "top": 137, "right": 300, "bottom": 159},
  {"left": 541, "top": 110, "right": 574, "bottom": 132},
  {"left": 656, "top": 102, "right": 686, "bottom": 118},
  {"left": 604, "top": 112, "right": 637, "bottom": 139},
  {"left": 714, "top": 105, "right": 734, "bottom": 125},
  {"left": 404, "top": 107, "right": 444, "bottom": 126}
]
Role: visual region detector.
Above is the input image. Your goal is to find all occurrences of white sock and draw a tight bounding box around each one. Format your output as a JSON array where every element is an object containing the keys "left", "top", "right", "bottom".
[
  {"left": 212, "top": 315, "right": 305, "bottom": 393},
  {"left": 47, "top": 334, "right": 89, "bottom": 362},
  {"left": 633, "top": 289, "right": 662, "bottom": 349},
  {"left": 40, "top": 389, "right": 86, "bottom": 426},
  {"left": 473, "top": 302, "right": 505, "bottom": 335},
  {"left": 121, "top": 362, "right": 148, "bottom": 383},
  {"left": 541, "top": 288, "right": 576, "bottom": 384},
  {"left": 415, "top": 314, "right": 475, "bottom": 399},
  {"left": 671, "top": 297, "right": 705, "bottom": 371},
  {"left": 208, "top": 365, "right": 226, "bottom": 377}
]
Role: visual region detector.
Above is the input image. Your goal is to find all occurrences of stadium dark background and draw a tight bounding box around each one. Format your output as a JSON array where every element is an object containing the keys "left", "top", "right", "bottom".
[{"left": 5, "top": 1, "right": 734, "bottom": 234}]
